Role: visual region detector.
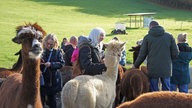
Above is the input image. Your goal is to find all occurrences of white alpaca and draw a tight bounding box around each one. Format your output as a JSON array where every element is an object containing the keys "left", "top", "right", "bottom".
[{"left": 61, "top": 40, "right": 125, "bottom": 108}]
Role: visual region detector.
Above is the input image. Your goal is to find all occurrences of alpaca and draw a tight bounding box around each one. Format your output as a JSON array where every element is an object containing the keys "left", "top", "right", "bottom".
[
  {"left": 61, "top": 40, "right": 125, "bottom": 108},
  {"left": 0, "top": 23, "right": 46, "bottom": 108},
  {"left": 120, "top": 68, "right": 149, "bottom": 101},
  {"left": 0, "top": 78, "right": 6, "bottom": 86},
  {"left": 0, "top": 50, "right": 23, "bottom": 78},
  {"left": 114, "top": 64, "right": 126, "bottom": 107},
  {"left": 128, "top": 39, "right": 143, "bottom": 64},
  {"left": 116, "top": 91, "right": 192, "bottom": 108}
]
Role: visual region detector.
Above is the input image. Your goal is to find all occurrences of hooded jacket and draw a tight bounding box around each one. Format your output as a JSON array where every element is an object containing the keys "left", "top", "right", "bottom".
[
  {"left": 78, "top": 36, "right": 106, "bottom": 75},
  {"left": 171, "top": 43, "right": 192, "bottom": 84},
  {"left": 134, "top": 26, "right": 179, "bottom": 78}
]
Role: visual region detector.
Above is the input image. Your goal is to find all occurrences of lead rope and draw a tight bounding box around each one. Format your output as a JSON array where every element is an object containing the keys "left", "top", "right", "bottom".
[
  {"left": 43, "top": 48, "right": 53, "bottom": 87},
  {"left": 43, "top": 48, "right": 53, "bottom": 73}
]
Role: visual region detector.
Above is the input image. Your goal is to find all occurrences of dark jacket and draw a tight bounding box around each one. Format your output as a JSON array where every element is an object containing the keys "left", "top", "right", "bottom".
[
  {"left": 78, "top": 36, "right": 106, "bottom": 75},
  {"left": 63, "top": 44, "right": 75, "bottom": 66},
  {"left": 61, "top": 42, "right": 66, "bottom": 51},
  {"left": 171, "top": 43, "right": 192, "bottom": 84},
  {"left": 134, "top": 26, "right": 179, "bottom": 78},
  {"left": 40, "top": 49, "right": 65, "bottom": 94}
]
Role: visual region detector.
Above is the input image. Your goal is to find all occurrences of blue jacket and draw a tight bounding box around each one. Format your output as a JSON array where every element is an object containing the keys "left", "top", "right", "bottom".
[
  {"left": 171, "top": 43, "right": 192, "bottom": 85},
  {"left": 119, "top": 49, "right": 126, "bottom": 66}
]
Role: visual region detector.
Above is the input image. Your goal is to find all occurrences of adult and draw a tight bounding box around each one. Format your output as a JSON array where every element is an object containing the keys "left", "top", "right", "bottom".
[
  {"left": 62, "top": 36, "right": 78, "bottom": 85},
  {"left": 133, "top": 21, "right": 179, "bottom": 91},
  {"left": 171, "top": 33, "right": 192, "bottom": 93},
  {"left": 61, "top": 37, "right": 68, "bottom": 51},
  {"left": 40, "top": 33, "right": 65, "bottom": 108},
  {"left": 63, "top": 36, "right": 78, "bottom": 66},
  {"left": 78, "top": 27, "right": 106, "bottom": 75}
]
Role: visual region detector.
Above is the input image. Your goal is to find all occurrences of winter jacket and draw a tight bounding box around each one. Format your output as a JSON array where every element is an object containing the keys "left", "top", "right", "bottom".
[
  {"left": 171, "top": 43, "right": 192, "bottom": 85},
  {"left": 78, "top": 36, "right": 106, "bottom": 75},
  {"left": 119, "top": 49, "right": 126, "bottom": 66},
  {"left": 71, "top": 48, "right": 79, "bottom": 63},
  {"left": 134, "top": 26, "right": 179, "bottom": 78},
  {"left": 63, "top": 44, "right": 75, "bottom": 66},
  {"left": 40, "top": 49, "right": 65, "bottom": 94}
]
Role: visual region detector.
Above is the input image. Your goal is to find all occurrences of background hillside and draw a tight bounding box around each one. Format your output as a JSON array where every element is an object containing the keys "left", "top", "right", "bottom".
[{"left": 0, "top": 0, "right": 192, "bottom": 68}]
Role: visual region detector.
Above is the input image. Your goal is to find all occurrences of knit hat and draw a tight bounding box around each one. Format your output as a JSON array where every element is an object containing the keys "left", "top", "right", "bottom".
[{"left": 177, "top": 33, "right": 187, "bottom": 43}]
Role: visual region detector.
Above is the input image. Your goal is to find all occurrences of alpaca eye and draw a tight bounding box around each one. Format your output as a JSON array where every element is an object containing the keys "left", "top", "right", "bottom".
[{"left": 38, "top": 37, "right": 43, "bottom": 42}]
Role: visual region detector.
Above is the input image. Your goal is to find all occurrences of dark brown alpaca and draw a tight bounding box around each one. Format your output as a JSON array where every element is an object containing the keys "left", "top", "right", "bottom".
[
  {"left": 0, "top": 50, "right": 23, "bottom": 78},
  {"left": 0, "top": 23, "right": 46, "bottom": 108},
  {"left": 120, "top": 68, "right": 149, "bottom": 101},
  {"left": 117, "top": 91, "right": 192, "bottom": 108},
  {"left": 128, "top": 45, "right": 141, "bottom": 64},
  {"left": 128, "top": 39, "right": 144, "bottom": 66},
  {"left": 114, "top": 64, "right": 126, "bottom": 107}
]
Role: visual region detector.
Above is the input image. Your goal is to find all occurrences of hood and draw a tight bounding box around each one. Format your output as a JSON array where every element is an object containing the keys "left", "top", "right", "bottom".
[
  {"left": 148, "top": 26, "right": 165, "bottom": 37},
  {"left": 78, "top": 35, "right": 92, "bottom": 48},
  {"left": 178, "top": 43, "right": 192, "bottom": 52}
]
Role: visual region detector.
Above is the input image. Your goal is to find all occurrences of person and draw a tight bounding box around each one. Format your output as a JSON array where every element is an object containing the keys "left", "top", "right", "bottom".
[
  {"left": 70, "top": 36, "right": 85, "bottom": 78},
  {"left": 78, "top": 27, "right": 107, "bottom": 75},
  {"left": 61, "top": 36, "right": 78, "bottom": 85},
  {"left": 170, "top": 33, "right": 192, "bottom": 93},
  {"left": 40, "top": 33, "right": 65, "bottom": 108},
  {"left": 61, "top": 37, "right": 68, "bottom": 51},
  {"left": 113, "top": 37, "right": 126, "bottom": 66},
  {"left": 63, "top": 36, "right": 78, "bottom": 66},
  {"left": 132, "top": 21, "right": 179, "bottom": 92}
]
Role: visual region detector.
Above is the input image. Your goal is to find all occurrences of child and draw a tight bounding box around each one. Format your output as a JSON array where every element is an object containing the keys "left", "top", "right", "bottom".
[{"left": 171, "top": 33, "right": 192, "bottom": 93}]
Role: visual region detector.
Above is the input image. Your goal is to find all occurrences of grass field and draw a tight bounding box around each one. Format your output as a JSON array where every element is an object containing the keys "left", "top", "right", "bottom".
[{"left": 0, "top": 0, "right": 192, "bottom": 68}]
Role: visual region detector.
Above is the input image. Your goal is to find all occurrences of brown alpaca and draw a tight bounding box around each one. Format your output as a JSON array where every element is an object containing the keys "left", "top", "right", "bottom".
[
  {"left": 114, "top": 64, "right": 126, "bottom": 107},
  {"left": 0, "top": 50, "right": 23, "bottom": 78},
  {"left": 120, "top": 68, "right": 149, "bottom": 101},
  {"left": 117, "top": 91, "right": 192, "bottom": 108},
  {"left": 0, "top": 23, "right": 46, "bottom": 108}
]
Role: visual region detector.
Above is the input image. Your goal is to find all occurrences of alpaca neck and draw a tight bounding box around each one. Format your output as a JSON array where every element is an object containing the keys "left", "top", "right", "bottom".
[
  {"left": 105, "top": 63, "right": 119, "bottom": 81},
  {"left": 21, "top": 53, "right": 41, "bottom": 107}
]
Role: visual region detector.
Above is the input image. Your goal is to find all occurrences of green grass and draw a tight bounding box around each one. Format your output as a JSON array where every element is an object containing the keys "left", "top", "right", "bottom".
[{"left": 0, "top": 0, "right": 192, "bottom": 68}]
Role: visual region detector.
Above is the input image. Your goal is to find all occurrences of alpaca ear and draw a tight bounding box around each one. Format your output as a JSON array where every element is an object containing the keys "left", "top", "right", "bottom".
[
  {"left": 103, "top": 43, "right": 108, "bottom": 48},
  {"left": 12, "top": 36, "right": 22, "bottom": 44},
  {"left": 14, "top": 50, "right": 22, "bottom": 55},
  {"left": 120, "top": 42, "right": 126, "bottom": 48}
]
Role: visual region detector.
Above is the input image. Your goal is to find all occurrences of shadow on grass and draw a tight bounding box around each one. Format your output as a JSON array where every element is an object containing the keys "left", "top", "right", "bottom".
[{"left": 26, "top": 0, "right": 192, "bottom": 21}]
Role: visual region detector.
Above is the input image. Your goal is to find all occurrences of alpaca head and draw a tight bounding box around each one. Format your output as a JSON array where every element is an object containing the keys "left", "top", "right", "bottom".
[
  {"left": 12, "top": 23, "right": 46, "bottom": 59},
  {"left": 104, "top": 39, "right": 125, "bottom": 67},
  {"left": 136, "top": 39, "right": 143, "bottom": 46}
]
